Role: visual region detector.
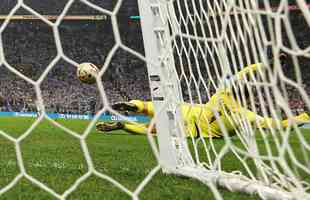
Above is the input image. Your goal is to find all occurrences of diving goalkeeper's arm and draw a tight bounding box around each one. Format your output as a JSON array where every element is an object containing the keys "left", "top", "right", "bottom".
[
  {"left": 230, "top": 53, "right": 287, "bottom": 82},
  {"left": 112, "top": 100, "right": 155, "bottom": 117}
]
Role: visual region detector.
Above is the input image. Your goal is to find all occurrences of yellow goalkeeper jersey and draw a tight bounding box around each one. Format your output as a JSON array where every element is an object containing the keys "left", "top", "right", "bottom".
[
  {"left": 181, "top": 89, "right": 248, "bottom": 138},
  {"left": 130, "top": 91, "right": 244, "bottom": 138},
  {"left": 130, "top": 91, "right": 310, "bottom": 138},
  {"left": 130, "top": 63, "right": 283, "bottom": 138}
]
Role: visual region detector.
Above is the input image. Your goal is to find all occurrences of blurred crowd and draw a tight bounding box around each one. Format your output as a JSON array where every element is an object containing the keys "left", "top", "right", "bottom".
[
  {"left": 0, "top": 0, "right": 309, "bottom": 115},
  {"left": 0, "top": 0, "right": 150, "bottom": 114},
  {"left": 0, "top": 19, "right": 149, "bottom": 114}
]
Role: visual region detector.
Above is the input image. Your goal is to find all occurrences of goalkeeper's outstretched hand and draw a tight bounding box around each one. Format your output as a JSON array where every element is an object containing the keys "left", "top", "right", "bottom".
[
  {"left": 96, "top": 121, "right": 124, "bottom": 132},
  {"left": 111, "top": 102, "right": 139, "bottom": 112}
]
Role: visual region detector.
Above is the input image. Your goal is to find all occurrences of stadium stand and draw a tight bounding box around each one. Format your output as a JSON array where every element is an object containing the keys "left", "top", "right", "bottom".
[{"left": 0, "top": 0, "right": 308, "bottom": 115}]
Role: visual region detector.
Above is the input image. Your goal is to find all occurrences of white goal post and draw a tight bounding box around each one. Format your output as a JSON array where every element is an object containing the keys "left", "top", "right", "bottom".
[{"left": 138, "top": 0, "right": 310, "bottom": 200}]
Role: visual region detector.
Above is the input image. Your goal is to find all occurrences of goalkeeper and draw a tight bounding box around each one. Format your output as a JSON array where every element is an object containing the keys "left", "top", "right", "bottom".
[{"left": 96, "top": 57, "right": 310, "bottom": 138}]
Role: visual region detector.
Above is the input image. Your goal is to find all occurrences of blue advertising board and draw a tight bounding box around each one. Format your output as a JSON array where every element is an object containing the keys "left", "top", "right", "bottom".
[{"left": 0, "top": 112, "right": 150, "bottom": 123}]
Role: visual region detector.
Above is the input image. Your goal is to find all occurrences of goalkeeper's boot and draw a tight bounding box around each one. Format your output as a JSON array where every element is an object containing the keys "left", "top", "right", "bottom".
[
  {"left": 96, "top": 121, "right": 124, "bottom": 132},
  {"left": 112, "top": 101, "right": 139, "bottom": 112}
]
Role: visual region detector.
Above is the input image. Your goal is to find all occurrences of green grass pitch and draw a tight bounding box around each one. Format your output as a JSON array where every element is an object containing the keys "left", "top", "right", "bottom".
[{"left": 0, "top": 116, "right": 309, "bottom": 200}]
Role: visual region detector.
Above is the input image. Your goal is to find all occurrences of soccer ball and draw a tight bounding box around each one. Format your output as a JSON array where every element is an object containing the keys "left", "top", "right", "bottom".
[{"left": 77, "top": 62, "right": 99, "bottom": 84}]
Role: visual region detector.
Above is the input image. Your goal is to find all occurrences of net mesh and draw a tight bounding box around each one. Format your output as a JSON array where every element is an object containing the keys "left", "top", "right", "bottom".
[
  {"left": 153, "top": 0, "right": 310, "bottom": 199},
  {"left": 0, "top": 0, "right": 309, "bottom": 200},
  {"left": 0, "top": 0, "right": 159, "bottom": 199}
]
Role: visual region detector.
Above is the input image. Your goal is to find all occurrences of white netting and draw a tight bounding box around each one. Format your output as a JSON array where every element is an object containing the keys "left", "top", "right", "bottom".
[
  {"left": 147, "top": 0, "right": 310, "bottom": 199},
  {"left": 0, "top": 0, "right": 160, "bottom": 199},
  {"left": 0, "top": 0, "right": 309, "bottom": 200}
]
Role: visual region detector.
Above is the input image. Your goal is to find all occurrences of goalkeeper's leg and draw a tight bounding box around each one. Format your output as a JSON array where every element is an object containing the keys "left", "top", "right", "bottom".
[
  {"left": 258, "top": 112, "right": 310, "bottom": 129},
  {"left": 203, "top": 111, "right": 310, "bottom": 138},
  {"left": 218, "top": 104, "right": 310, "bottom": 130},
  {"left": 214, "top": 89, "right": 310, "bottom": 131},
  {"left": 96, "top": 121, "right": 154, "bottom": 135}
]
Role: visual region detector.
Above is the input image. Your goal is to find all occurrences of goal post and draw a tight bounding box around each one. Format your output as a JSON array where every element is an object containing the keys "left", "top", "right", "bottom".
[
  {"left": 137, "top": 0, "right": 195, "bottom": 171},
  {"left": 138, "top": 0, "right": 310, "bottom": 199}
]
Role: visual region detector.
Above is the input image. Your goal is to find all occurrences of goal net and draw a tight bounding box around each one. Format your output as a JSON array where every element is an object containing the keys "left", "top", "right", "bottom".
[
  {"left": 138, "top": 0, "right": 310, "bottom": 200},
  {"left": 0, "top": 0, "right": 309, "bottom": 200}
]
